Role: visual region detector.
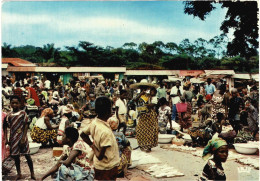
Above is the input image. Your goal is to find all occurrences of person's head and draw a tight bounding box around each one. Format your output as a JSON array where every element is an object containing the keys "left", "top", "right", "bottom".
[
  {"left": 180, "top": 97, "right": 186, "bottom": 103},
  {"left": 139, "top": 85, "right": 148, "bottom": 92},
  {"left": 160, "top": 82, "right": 164, "bottom": 88},
  {"left": 219, "top": 84, "right": 226, "bottom": 95},
  {"left": 158, "top": 97, "right": 167, "bottom": 107},
  {"left": 216, "top": 112, "right": 224, "bottom": 122},
  {"left": 63, "top": 107, "right": 73, "bottom": 118},
  {"left": 150, "top": 87, "right": 157, "bottom": 97},
  {"left": 62, "top": 127, "right": 79, "bottom": 147},
  {"left": 40, "top": 108, "right": 54, "bottom": 119},
  {"left": 120, "top": 89, "right": 127, "bottom": 99},
  {"left": 122, "top": 79, "right": 126, "bottom": 84},
  {"left": 10, "top": 95, "right": 21, "bottom": 111},
  {"left": 95, "top": 96, "right": 112, "bottom": 121},
  {"left": 214, "top": 145, "right": 229, "bottom": 163},
  {"left": 89, "top": 94, "right": 96, "bottom": 101},
  {"left": 175, "top": 81, "right": 181, "bottom": 88},
  {"left": 207, "top": 78, "right": 212, "bottom": 85},
  {"left": 24, "top": 84, "right": 29, "bottom": 90},
  {"left": 16, "top": 82, "right": 21, "bottom": 88},
  {"left": 231, "top": 88, "right": 238, "bottom": 98},
  {"left": 203, "top": 137, "right": 228, "bottom": 163},
  {"left": 108, "top": 116, "right": 119, "bottom": 131}
]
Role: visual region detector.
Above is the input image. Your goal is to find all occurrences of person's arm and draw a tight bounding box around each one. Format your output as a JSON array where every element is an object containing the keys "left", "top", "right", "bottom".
[
  {"left": 168, "top": 113, "right": 172, "bottom": 129},
  {"left": 133, "top": 90, "right": 145, "bottom": 102},
  {"left": 115, "top": 106, "right": 120, "bottom": 122},
  {"left": 44, "top": 117, "right": 58, "bottom": 130},
  {"left": 40, "top": 154, "right": 67, "bottom": 180},
  {"left": 4, "top": 117, "right": 9, "bottom": 145},
  {"left": 26, "top": 88, "right": 31, "bottom": 99}
]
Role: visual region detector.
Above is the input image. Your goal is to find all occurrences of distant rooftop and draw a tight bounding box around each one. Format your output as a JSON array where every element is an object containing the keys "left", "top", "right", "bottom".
[{"left": 2, "top": 58, "right": 36, "bottom": 67}]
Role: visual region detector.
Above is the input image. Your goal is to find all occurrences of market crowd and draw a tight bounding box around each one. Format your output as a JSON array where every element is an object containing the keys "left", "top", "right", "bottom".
[{"left": 1, "top": 75, "right": 259, "bottom": 180}]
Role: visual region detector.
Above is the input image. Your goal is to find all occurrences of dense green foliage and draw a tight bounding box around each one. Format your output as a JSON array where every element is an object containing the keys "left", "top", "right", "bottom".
[
  {"left": 2, "top": 38, "right": 259, "bottom": 73},
  {"left": 184, "top": 1, "right": 258, "bottom": 59}
]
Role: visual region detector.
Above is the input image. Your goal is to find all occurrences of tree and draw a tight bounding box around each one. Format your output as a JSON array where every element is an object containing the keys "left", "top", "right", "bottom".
[
  {"left": 184, "top": 1, "right": 258, "bottom": 59},
  {"left": 2, "top": 43, "right": 19, "bottom": 57}
]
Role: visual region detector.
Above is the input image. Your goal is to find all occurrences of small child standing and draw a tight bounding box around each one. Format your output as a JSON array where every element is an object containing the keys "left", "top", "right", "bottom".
[
  {"left": 4, "top": 96, "right": 36, "bottom": 180},
  {"left": 157, "top": 97, "right": 172, "bottom": 134},
  {"left": 80, "top": 96, "right": 120, "bottom": 181}
]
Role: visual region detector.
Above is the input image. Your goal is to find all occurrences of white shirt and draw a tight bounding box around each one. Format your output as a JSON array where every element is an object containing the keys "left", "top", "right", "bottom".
[
  {"left": 44, "top": 80, "right": 51, "bottom": 89},
  {"left": 170, "top": 86, "right": 184, "bottom": 104},
  {"left": 35, "top": 117, "right": 47, "bottom": 129},
  {"left": 115, "top": 98, "right": 127, "bottom": 114}
]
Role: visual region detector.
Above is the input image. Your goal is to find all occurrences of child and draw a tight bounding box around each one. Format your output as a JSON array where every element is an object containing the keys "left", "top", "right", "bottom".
[
  {"left": 116, "top": 90, "right": 128, "bottom": 135},
  {"left": 80, "top": 96, "right": 120, "bottom": 181},
  {"left": 40, "top": 127, "right": 94, "bottom": 180},
  {"left": 108, "top": 116, "right": 132, "bottom": 177},
  {"left": 4, "top": 96, "right": 36, "bottom": 180},
  {"left": 157, "top": 97, "right": 172, "bottom": 134},
  {"left": 200, "top": 137, "right": 228, "bottom": 180}
]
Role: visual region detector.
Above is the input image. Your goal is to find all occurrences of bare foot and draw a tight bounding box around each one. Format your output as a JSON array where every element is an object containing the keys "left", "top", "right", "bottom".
[
  {"left": 31, "top": 173, "right": 36, "bottom": 180},
  {"left": 15, "top": 174, "right": 23, "bottom": 181}
]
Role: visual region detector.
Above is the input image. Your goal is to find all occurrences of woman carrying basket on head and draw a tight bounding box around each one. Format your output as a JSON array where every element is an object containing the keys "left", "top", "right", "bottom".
[{"left": 131, "top": 79, "right": 159, "bottom": 153}]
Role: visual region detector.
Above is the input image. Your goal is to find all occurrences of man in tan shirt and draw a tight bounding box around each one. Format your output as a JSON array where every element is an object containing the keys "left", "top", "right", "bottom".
[{"left": 81, "top": 96, "right": 120, "bottom": 180}]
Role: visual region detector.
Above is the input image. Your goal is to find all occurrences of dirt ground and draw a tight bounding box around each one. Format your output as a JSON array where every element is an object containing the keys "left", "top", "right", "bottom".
[{"left": 2, "top": 138, "right": 259, "bottom": 181}]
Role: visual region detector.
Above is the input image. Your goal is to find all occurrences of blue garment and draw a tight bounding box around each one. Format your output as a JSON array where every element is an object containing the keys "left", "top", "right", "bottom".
[
  {"left": 171, "top": 104, "right": 177, "bottom": 121},
  {"left": 205, "top": 84, "right": 215, "bottom": 95},
  {"left": 55, "top": 164, "right": 94, "bottom": 181}
]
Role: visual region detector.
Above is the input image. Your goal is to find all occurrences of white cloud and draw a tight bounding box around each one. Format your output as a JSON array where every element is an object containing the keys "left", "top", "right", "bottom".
[{"left": 2, "top": 12, "right": 220, "bottom": 47}]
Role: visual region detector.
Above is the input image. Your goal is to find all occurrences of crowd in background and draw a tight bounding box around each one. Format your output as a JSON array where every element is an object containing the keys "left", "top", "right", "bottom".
[{"left": 1, "top": 74, "right": 259, "bottom": 180}]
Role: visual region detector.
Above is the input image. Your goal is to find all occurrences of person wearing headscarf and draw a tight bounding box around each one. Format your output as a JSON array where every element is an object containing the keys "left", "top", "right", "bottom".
[
  {"left": 57, "top": 106, "right": 73, "bottom": 144},
  {"left": 30, "top": 108, "right": 58, "bottom": 146},
  {"left": 132, "top": 80, "right": 159, "bottom": 153},
  {"left": 108, "top": 115, "right": 131, "bottom": 177},
  {"left": 200, "top": 137, "right": 228, "bottom": 181}
]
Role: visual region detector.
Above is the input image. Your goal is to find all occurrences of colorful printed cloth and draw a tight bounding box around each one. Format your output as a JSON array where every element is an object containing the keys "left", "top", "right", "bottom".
[
  {"left": 30, "top": 126, "right": 57, "bottom": 145},
  {"left": 158, "top": 106, "right": 171, "bottom": 134},
  {"left": 202, "top": 137, "right": 227, "bottom": 160},
  {"left": 5, "top": 110, "right": 30, "bottom": 156},
  {"left": 55, "top": 164, "right": 94, "bottom": 181},
  {"left": 62, "top": 140, "right": 93, "bottom": 169}
]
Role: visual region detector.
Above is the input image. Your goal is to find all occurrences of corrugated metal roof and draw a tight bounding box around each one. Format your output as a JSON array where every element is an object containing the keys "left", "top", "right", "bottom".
[
  {"left": 2, "top": 58, "right": 36, "bottom": 67},
  {"left": 7, "top": 66, "right": 36, "bottom": 72},
  {"left": 35, "top": 67, "right": 126, "bottom": 73},
  {"left": 125, "top": 70, "right": 179, "bottom": 75},
  {"left": 2, "top": 64, "right": 8, "bottom": 69},
  {"left": 204, "top": 70, "right": 235, "bottom": 75},
  {"left": 179, "top": 70, "right": 204, "bottom": 77},
  {"left": 232, "top": 74, "right": 251, "bottom": 79},
  {"left": 6, "top": 66, "right": 126, "bottom": 73}
]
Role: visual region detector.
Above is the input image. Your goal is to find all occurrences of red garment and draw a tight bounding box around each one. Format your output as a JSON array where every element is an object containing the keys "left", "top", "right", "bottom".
[{"left": 29, "top": 87, "right": 40, "bottom": 107}]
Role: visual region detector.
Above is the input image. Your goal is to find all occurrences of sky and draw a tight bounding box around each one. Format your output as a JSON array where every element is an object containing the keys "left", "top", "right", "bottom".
[{"left": 1, "top": 1, "right": 228, "bottom": 49}]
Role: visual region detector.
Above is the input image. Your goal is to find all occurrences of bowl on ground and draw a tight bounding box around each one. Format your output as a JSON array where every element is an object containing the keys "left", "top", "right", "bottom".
[
  {"left": 29, "top": 143, "right": 41, "bottom": 154},
  {"left": 158, "top": 134, "right": 176, "bottom": 144},
  {"left": 233, "top": 143, "right": 258, "bottom": 155}
]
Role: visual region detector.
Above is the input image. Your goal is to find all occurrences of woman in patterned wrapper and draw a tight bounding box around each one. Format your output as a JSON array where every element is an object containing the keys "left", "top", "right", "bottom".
[{"left": 131, "top": 79, "right": 159, "bottom": 153}]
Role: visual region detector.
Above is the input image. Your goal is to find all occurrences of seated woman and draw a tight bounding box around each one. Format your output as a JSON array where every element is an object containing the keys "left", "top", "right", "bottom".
[
  {"left": 30, "top": 108, "right": 58, "bottom": 146},
  {"left": 108, "top": 116, "right": 132, "bottom": 178},
  {"left": 200, "top": 137, "right": 228, "bottom": 181},
  {"left": 39, "top": 127, "right": 94, "bottom": 181},
  {"left": 57, "top": 107, "right": 74, "bottom": 145}
]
